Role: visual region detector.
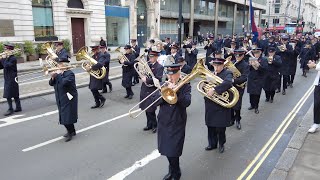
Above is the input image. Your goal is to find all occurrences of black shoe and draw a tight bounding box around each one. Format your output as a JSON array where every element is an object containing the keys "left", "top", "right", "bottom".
[
  {"left": 236, "top": 121, "right": 241, "bottom": 130},
  {"left": 282, "top": 90, "right": 286, "bottom": 95},
  {"left": 163, "top": 173, "right": 172, "bottom": 180},
  {"left": 109, "top": 85, "right": 113, "bottom": 92},
  {"left": 152, "top": 128, "right": 157, "bottom": 133},
  {"left": 4, "top": 110, "right": 13, "bottom": 116},
  {"left": 248, "top": 106, "right": 254, "bottom": 110},
  {"left": 275, "top": 89, "right": 280, "bottom": 93},
  {"left": 219, "top": 145, "right": 225, "bottom": 153},
  {"left": 143, "top": 126, "right": 152, "bottom": 131},
  {"left": 230, "top": 121, "right": 235, "bottom": 126},
  {"left": 255, "top": 108, "right": 259, "bottom": 114},
  {"left": 100, "top": 98, "right": 106, "bottom": 107},
  {"left": 102, "top": 89, "right": 108, "bottom": 93},
  {"left": 265, "top": 99, "right": 269, "bottom": 102},
  {"left": 14, "top": 108, "right": 22, "bottom": 112},
  {"left": 205, "top": 145, "right": 217, "bottom": 151},
  {"left": 128, "top": 95, "right": 133, "bottom": 99},
  {"left": 290, "top": 84, "right": 293, "bottom": 88},
  {"left": 270, "top": 99, "right": 273, "bottom": 103},
  {"left": 91, "top": 104, "right": 100, "bottom": 109},
  {"left": 63, "top": 132, "right": 76, "bottom": 137},
  {"left": 65, "top": 134, "right": 72, "bottom": 142},
  {"left": 132, "top": 83, "right": 135, "bottom": 86},
  {"left": 124, "top": 95, "right": 129, "bottom": 98}
]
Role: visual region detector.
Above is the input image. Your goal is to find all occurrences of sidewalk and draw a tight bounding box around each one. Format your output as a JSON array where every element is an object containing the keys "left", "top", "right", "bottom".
[{"left": 268, "top": 104, "right": 319, "bottom": 180}]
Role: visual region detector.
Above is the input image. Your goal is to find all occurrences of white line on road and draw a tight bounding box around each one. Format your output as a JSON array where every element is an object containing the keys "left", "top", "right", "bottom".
[
  {"left": 22, "top": 109, "right": 141, "bottom": 152},
  {"left": 0, "top": 110, "right": 58, "bottom": 128},
  {"left": 107, "top": 149, "right": 161, "bottom": 180}
]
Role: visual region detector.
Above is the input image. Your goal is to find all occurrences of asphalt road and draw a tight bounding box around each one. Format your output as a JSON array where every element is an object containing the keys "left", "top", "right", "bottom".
[{"left": 0, "top": 64, "right": 316, "bottom": 180}]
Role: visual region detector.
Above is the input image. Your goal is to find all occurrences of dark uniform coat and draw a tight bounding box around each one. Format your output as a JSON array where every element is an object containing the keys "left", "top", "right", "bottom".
[
  {"left": 204, "top": 69, "right": 233, "bottom": 127},
  {"left": 276, "top": 43, "right": 293, "bottom": 76},
  {"left": 171, "top": 53, "right": 180, "bottom": 64},
  {"left": 182, "top": 44, "right": 192, "bottom": 66},
  {"left": 299, "top": 46, "right": 316, "bottom": 70},
  {"left": 132, "top": 45, "right": 140, "bottom": 58},
  {"left": 156, "top": 83, "right": 191, "bottom": 157},
  {"left": 49, "top": 70, "right": 78, "bottom": 125},
  {"left": 232, "top": 60, "right": 249, "bottom": 110},
  {"left": 56, "top": 48, "right": 70, "bottom": 61},
  {"left": 0, "top": 55, "right": 19, "bottom": 98},
  {"left": 204, "top": 42, "right": 216, "bottom": 68},
  {"left": 247, "top": 57, "right": 268, "bottom": 95},
  {"left": 187, "top": 48, "right": 198, "bottom": 68},
  {"left": 89, "top": 52, "right": 107, "bottom": 90},
  {"left": 102, "top": 52, "right": 111, "bottom": 83},
  {"left": 264, "top": 55, "right": 282, "bottom": 91},
  {"left": 289, "top": 43, "right": 300, "bottom": 75},
  {"left": 139, "top": 62, "right": 164, "bottom": 112},
  {"left": 265, "top": 41, "right": 278, "bottom": 56},
  {"left": 120, "top": 53, "right": 136, "bottom": 88},
  {"left": 224, "top": 38, "right": 232, "bottom": 48},
  {"left": 181, "top": 64, "right": 192, "bottom": 74},
  {"left": 164, "top": 43, "right": 171, "bottom": 55}
]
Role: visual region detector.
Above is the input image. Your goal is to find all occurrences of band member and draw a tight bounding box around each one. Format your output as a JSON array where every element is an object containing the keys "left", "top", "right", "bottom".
[
  {"left": 170, "top": 44, "right": 180, "bottom": 63},
  {"left": 55, "top": 41, "right": 69, "bottom": 61},
  {"left": 247, "top": 48, "right": 267, "bottom": 114},
  {"left": 204, "top": 34, "right": 216, "bottom": 70},
  {"left": 204, "top": 57, "right": 233, "bottom": 153},
  {"left": 182, "top": 37, "right": 193, "bottom": 66},
  {"left": 224, "top": 40, "right": 237, "bottom": 61},
  {"left": 49, "top": 56, "right": 78, "bottom": 142},
  {"left": 215, "top": 34, "right": 224, "bottom": 50},
  {"left": 131, "top": 39, "right": 140, "bottom": 85},
  {"left": 98, "top": 46, "right": 112, "bottom": 93},
  {"left": 120, "top": 45, "right": 136, "bottom": 99},
  {"left": 276, "top": 35, "right": 293, "bottom": 95},
  {"left": 300, "top": 40, "right": 316, "bottom": 77},
  {"left": 178, "top": 56, "right": 192, "bottom": 74},
  {"left": 164, "top": 37, "right": 172, "bottom": 55},
  {"left": 85, "top": 45, "right": 106, "bottom": 109},
  {"left": 264, "top": 47, "right": 282, "bottom": 103},
  {"left": 187, "top": 42, "right": 198, "bottom": 69},
  {"left": 140, "top": 48, "right": 164, "bottom": 133},
  {"left": 155, "top": 63, "right": 191, "bottom": 180},
  {"left": 230, "top": 49, "right": 249, "bottom": 129},
  {"left": 289, "top": 39, "right": 300, "bottom": 87},
  {"left": 265, "top": 36, "right": 277, "bottom": 56},
  {"left": 223, "top": 34, "right": 231, "bottom": 48},
  {"left": 307, "top": 60, "right": 320, "bottom": 133},
  {"left": 0, "top": 44, "right": 21, "bottom": 116}
]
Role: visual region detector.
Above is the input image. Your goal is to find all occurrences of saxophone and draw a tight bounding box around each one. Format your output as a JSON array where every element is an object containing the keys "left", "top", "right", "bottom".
[{"left": 224, "top": 56, "right": 246, "bottom": 89}]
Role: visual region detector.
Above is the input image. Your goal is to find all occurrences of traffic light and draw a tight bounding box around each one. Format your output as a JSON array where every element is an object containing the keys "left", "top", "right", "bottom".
[{"left": 266, "top": 22, "right": 268, "bottom": 28}]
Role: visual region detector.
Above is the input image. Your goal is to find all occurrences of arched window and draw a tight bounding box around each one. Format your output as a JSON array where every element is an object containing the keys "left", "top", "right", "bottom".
[
  {"left": 68, "top": 0, "right": 84, "bottom": 9},
  {"left": 32, "top": 0, "right": 54, "bottom": 39}
]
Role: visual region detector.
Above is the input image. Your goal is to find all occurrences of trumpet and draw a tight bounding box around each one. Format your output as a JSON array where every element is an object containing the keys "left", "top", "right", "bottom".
[
  {"left": 0, "top": 49, "right": 21, "bottom": 58},
  {"left": 114, "top": 46, "right": 129, "bottom": 66}
]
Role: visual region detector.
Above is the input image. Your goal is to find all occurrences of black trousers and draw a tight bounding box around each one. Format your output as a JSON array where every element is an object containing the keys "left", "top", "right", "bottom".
[
  {"left": 166, "top": 157, "right": 181, "bottom": 179},
  {"left": 7, "top": 97, "right": 21, "bottom": 110},
  {"left": 314, "top": 86, "right": 320, "bottom": 124},
  {"left": 250, "top": 94, "right": 261, "bottom": 109},
  {"left": 64, "top": 124, "right": 75, "bottom": 134},
  {"left": 207, "top": 126, "right": 226, "bottom": 147},
  {"left": 231, "top": 109, "right": 241, "bottom": 122},
  {"left": 265, "top": 91, "right": 276, "bottom": 100},
  {"left": 146, "top": 111, "right": 157, "bottom": 128},
  {"left": 132, "top": 72, "right": 139, "bottom": 83},
  {"left": 103, "top": 79, "right": 112, "bottom": 91},
  {"left": 126, "top": 87, "right": 134, "bottom": 96},
  {"left": 289, "top": 74, "right": 295, "bottom": 84},
  {"left": 91, "top": 89, "right": 105, "bottom": 105},
  {"left": 278, "top": 75, "right": 289, "bottom": 90}
]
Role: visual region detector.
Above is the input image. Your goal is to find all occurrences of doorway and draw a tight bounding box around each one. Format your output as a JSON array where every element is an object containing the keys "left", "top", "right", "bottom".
[{"left": 71, "top": 18, "right": 85, "bottom": 53}]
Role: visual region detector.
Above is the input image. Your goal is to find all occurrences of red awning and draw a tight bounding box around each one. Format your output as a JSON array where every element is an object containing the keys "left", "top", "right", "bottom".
[{"left": 267, "top": 26, "right": 285, "bottom": 31}]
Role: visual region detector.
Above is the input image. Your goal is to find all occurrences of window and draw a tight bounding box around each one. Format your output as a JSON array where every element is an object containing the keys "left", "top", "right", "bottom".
[
  {"left": 274, "top": 4, "right": 280, "bottom": 13},
  {"left": 68, "top": 0, "right": 84, "bottom": 8},
  {"left": 105, "top": 0, "right": 121, "bottom": 6},
  {"left": 273, "top": 19, "right": 280, "bottom": 24},
  {"left": 275, "top": 0, "right": 281, "bottom": 3},
  {"left": 261, "top": 19, "right": 266, "bottom": 25},
  {"left": 262, "top": 10, "right": 266, "bottom": 14},
  {"left": 32, "top": 0, "right": 54, "bottom": 39}
]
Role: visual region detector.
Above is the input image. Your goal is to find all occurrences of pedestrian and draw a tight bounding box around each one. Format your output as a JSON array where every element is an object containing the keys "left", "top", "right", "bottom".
[
  {"left": 100, "top": 45, "right": 113, "bottom": 93},
  {"left": 204, "top": 57, "right": 233, "bottom": 153},
  {"left": 119, "top": 45, "right": 135, "bottom": 99},
  {"left": 49, "top": 56, "right": 78, "bottom": 142},
  {"left": 154, "top": 63, "right": 191, "bottom": 180},
  {"left": 0, "top": 44, "right": 22, "bottom": 116},
  {"left": 204, "top": 34, "right": 216, "bottom": 71},
  {"left": 299, "top": 41, "right": 316, "bottom": 77},
  {"left": 307, "top": 60, "right": 320, "bottom": 133},
  {"left": 131, "top": 39, "right": 140, "bottom": 85}
]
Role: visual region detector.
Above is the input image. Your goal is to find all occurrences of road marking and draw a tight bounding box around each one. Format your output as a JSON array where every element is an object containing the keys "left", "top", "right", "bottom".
[
  {"left": 22, "top": 109, "right": 141, "bottom": 152},
  {"left": 107, "top": 149, "right": 160, "bottom": 180},
  {"left": 237, "top": 85, "right": 314, "bottom": 180},
  {"left": 0, "top": 110, "right": 58, "bottom": 128}
]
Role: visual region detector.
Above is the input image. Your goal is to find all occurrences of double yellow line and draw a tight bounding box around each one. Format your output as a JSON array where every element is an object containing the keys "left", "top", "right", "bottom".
[{"left": 237, "top": 85, "right": 315, "bottom": 180}]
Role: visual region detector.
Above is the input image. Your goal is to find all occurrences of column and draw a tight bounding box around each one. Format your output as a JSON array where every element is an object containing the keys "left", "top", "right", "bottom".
[
  {"left": 130, "top": 0, "right": 137, "bottom": 39},
  {"left": 154, "top": 0, "right": 160, "bottom": 38},
  {"left": 189, "top": 0, "right": 195, "bottom": 38},
  {"left": 232, "top": 3, "right": 237, "bottom": 35},
  {"left": 214, "top": 0, "right": 219, "bottom": 37},
  {"left": 147, "top": 8, "right": 156, "bottom": 39}
]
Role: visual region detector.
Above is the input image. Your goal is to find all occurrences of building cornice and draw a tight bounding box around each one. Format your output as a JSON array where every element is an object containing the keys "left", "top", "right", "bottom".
[{"left": 65, "top": 8, "right": 93, "bottom": 14}]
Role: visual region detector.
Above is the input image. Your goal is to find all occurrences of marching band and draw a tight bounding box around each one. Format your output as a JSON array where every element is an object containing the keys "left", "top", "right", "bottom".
[{"left": 1, "top": 32, "right": 320, "bottom": 179}]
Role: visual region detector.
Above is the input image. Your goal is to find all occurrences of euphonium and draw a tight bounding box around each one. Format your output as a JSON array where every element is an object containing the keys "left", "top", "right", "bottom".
[
  {"left": 115, "top": 46, "right": 129, "bottom": 66},
  {"left": 42, "top": 42, "right": 58, "bottom": 68},
  {"left": 76, "top": 46, "right": 106, "bottom": 79},
  {"left": 224, "top": 56, "right": 246, "bottom": 89}
]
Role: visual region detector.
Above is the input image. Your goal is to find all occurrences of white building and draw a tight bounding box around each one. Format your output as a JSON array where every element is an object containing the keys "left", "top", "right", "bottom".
[{"left": 303, "top": 0, "right": 317, "bottom": 32}]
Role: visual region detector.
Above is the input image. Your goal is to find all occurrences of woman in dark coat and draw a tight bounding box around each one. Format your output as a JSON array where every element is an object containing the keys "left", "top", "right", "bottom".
[
  {"left": 155, "top": 64, "right": 191, "bottom": 180},
  {"left": 0, "top": 44, "right": 21, "bottom": 116},
  {"left": 247, "top": 48, "right": 268, "bottom": 114},
  {"left": 299, "top": 41, "right": 316, "bottom": 77},
  {"left": 49, "top": 59, "right": 78, "bottom": 142},
  {"left": 288, "top": 39, "right": 300, "bottom": 87},
  {"left": 204, "top": 57, "right": 233, "bottom": 153},
  {"left": 119, "top": 45, "right": 136, "bottom": 99},
  {"left": 264, "top": 47, "right": 282, "bottom": 103}
]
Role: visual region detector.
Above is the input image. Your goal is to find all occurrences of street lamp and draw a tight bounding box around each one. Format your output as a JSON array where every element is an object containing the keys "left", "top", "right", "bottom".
[{"left": 139, "top": 13, "right": 145, "bottom": 20}]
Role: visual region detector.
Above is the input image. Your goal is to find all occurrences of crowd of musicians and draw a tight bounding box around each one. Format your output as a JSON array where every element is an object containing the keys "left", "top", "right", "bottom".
[{"left": 1, "top": 32, "right": 320, "bottom": 180}]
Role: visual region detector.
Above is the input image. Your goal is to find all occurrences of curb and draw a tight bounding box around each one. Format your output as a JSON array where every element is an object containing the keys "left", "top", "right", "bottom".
[
  {"left": 267, "top": 104, "right": 313, "bottom": 180},
  {"left": 0, "top": 74, "right": 122, "bottom": 104}
]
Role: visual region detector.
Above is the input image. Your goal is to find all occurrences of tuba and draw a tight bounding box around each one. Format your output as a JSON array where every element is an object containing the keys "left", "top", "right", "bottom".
[
  {"left": 114, "top": 46, "right": 129, "bottom": 66},
  {"left": 76, "top": 46, "right": 106, "bottom": 79},
  {"left": 42, "top": 42, "right": 59, "bottom": 68},
  {"left": 224, "top": 56, "right": 246, "bottom": 89}
]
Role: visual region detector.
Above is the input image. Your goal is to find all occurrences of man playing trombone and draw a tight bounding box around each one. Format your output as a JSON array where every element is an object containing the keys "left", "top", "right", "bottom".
[
  {"left": 140, "top": 47, "right": 164, "bottom": 133},
  {"left": 0, "top": 44, "right": 22, "bottom": 116}
]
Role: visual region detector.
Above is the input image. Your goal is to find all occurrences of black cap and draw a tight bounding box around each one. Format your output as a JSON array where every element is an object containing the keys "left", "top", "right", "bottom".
[
  {"left": 165, "top": 64, "right": 181, "bottom": 74},
  {"left": 54, "top": 41, "right": 63, "bottom": 46},
  {"left": 268, "top": 47, "right": 276, "bottom": 52},
  {"left": 211, "top": 58, "right": 226, "bottom": 65},
  {"left": 4, "top": 44, "right": 14, "bottom": 50},
  {"left": 177, "top": 56, "right": 185, "bottom": 63},
  {"left": 149, "top": 39, "right": 155, "bottom": 44},
  {"left": 90, "top": 45, "right": 99, "bottom": 50},
  {"left": 234, "top": 49, "right": 246, "bottom": 54},
  {"left": 208, "top": 34, "right": 214, "bottom": 39},
  {"left": 171, "top": 43, "right": 179, "bottom": 49},
  {"left": 130, "top": 39, "right": 137, "bottom": 42},
  {"left": 252, "top": 47, "right": 262, "bottom": 51},
  {"left": 99, "top": 45, "right": 106, "bottom": 49},
  {"left": 124, "top": 44, "right": 132, "bottom": 49}
]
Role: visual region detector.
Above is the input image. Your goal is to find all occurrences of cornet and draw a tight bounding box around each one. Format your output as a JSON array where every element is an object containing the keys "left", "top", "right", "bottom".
[{"left": 0, "top": 49, "right": 21, "bottom": 58}]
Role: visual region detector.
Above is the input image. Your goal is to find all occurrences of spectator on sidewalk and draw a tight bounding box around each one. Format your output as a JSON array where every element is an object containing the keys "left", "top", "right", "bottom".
[{"left": 307, "top": 60, "right": 320, "bottom": 133}]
